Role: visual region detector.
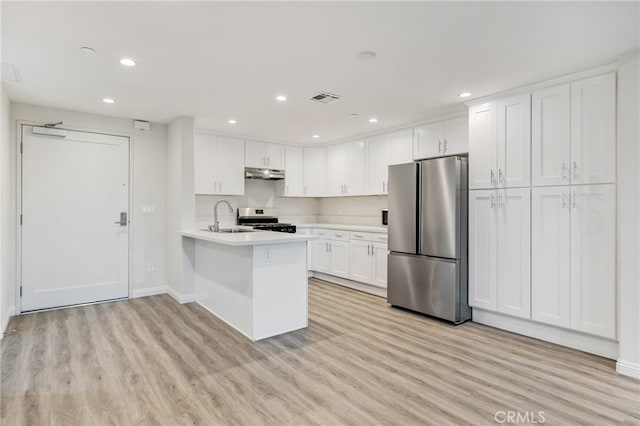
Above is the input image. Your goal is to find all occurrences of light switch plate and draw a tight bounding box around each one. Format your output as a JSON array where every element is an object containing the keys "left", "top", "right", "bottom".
[{"left": 142, "top": 205, "right": 155, "bottom": 215}]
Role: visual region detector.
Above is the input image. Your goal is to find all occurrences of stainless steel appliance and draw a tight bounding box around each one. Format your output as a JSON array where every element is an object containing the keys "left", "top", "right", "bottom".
[
  {"left": 237, "top": 208, "right": 296, "bottom": 233},
  {"left": 387, "top": 156, "right": 471, "bottom": 324},
  {"left": 244, "top": 167, "right": 285, "bottom": 180}
]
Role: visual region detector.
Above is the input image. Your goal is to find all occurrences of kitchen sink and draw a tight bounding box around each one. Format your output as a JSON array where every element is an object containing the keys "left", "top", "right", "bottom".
[{"left": 201, "top": 228, "right": 255, "bottom": 233}]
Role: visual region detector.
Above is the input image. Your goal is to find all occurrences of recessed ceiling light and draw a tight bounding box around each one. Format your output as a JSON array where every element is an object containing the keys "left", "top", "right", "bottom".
[
  {"left": 228, "top": 119, "right": 237, "bottom": 124},
  {"left": 349, "top": 113, "right": 359, "bottom": 118},
  {"left": 312, "top": 134, "right": 319, "bottom": 139},
  {"left": 369, "top": 118, "right": 378, "bottom": 123},
  {"left": 80, "top": 46, "right": 96, "bottom": 54},
  {"left": 357, "top": 51, "right": 377, "bottom": 61},
  {"left": 119, "top": 58, "right": 136, "bottom": 67},
  {"left": 458, "top": 92, "right": 472, "bottom": 98},
  {"left": 276, "top": 95, "right": 287, "bottom": 102},
  {"left": 102, "top": 98, "right": 115, "bottom": 104}
]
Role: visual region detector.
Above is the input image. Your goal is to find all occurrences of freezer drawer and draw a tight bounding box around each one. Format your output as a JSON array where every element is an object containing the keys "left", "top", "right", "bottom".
[{"left": 387, "top": 252, "right": 470, "bottom": 323}]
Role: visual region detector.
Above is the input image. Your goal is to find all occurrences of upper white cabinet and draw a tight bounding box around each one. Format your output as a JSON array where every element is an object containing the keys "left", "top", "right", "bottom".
[
  {"left": 468, "top": 103, "right": 498, "bottom": 189},
  {"left": 469, "top": 188, "right": 530, "bottom": 318},
  {"left": 469, "top": 95, "right": 531, "bottom": 190},
  {"left": 413, "top": 116, "right": 468, "bottom": 160},
  {"left": 532, "top": 73, "right": 616, "bottom": 186},
  {"left": 569, "top": 184, "right": 616, "bottom": 338},
  {"left": 194, "top": 133, "right": 245, "bottom": 195},
  {"left": 570, "top": 73, "right": 616, "bottom": 185},
  {"left": 279, "top": 146, "right": 304, "bottom": 196},
  {"left": 532, "top": 84, "right": 571, "bottom": 186},
  {"left": 245, "top": 140, "right": 285, "bottom": 170},
  {"left": 327, "top": 140, "right": 366, "bottom": 196},
  {"left": 303, "top": 147, "right": 326, "bottom": 197},
  {"left": 366, "top": 129, "right": 413, "bottom": 195},
  {"left": 497, "top": 93, "right": 531, "bottom": 188}
]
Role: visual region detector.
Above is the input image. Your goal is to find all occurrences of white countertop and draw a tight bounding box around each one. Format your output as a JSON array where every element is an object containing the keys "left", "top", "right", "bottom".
[
  {"left": 181, "top": 228, "right": 317, "bottom": 246},
  {"left": 296, "top": 223, "right": 388, "bottom": 233}
]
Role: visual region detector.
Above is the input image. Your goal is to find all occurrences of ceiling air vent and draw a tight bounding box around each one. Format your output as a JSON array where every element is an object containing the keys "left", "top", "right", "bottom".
[{"left": 310, "top": 91, "right": 341, "bottom": 104}]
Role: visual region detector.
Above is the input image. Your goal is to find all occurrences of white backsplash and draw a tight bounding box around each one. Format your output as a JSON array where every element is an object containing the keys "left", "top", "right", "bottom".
[
  {"left": 195, "top": 180, "right": 318, "bottom": 229},
  {"left": 317, "top": 195, "right": 388, "bottom": 226}
]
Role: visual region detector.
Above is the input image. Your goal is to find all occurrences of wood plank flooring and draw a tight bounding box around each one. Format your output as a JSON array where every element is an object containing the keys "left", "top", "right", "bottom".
[{"left": 2, "top": 279, "right": 639, "bottom": 425}]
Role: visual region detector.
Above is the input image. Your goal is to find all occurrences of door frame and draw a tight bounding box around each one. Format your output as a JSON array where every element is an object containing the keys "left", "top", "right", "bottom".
[{"left": 15, "top": 120, "right": 133, "bottom": 314}]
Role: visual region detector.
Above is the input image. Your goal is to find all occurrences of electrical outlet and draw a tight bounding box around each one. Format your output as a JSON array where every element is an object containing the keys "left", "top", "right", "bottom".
[{"left": 147, "top": 262, "right": 156, "bottom": 273}]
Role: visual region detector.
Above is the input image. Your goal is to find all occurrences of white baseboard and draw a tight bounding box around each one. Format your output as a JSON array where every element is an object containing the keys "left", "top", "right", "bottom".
[
  {"left": 166, "top": 286, "right": 196, "bottom": 304},
  {"left": 473, "top": 309, "right": 618, "bottom": 359},
  {"left": 616, "top": 360, "right": 640, "bottom": 379},
  {"left": 311, "top": 272, "right": 387, "bottom": 298},
  {"left": 0, "top": 306, "right": 16, "bottom": 340},
  {"left": 131, "top": 286, "right": 168, "bottom": 298}
]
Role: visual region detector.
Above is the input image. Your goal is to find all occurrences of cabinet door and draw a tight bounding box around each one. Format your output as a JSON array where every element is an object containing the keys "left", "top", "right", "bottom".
[
  {"left": 366, "top": 133, "right": 389, "bottom": 195},
  {"left": 497, "top": 188, "right": 531, "bottom": 319},
  {"left": 266, "top": 143, "right": 285, "bottom": 170},
  {"left": 245, "top": 140, "right": 265, "bottom": 168},
  {"left": 570, "top": 73, "right": 616, "bottom": 185},
  {"left": 349, "top": 241, "right": 373, "bottom": 284},
  {"left": 327, "top": 144, "right": 346, "bottom": 196},
  {"left": 372, "top": 242, "right": 388, "bottom": 288},
  {"left": 389, "top": 128, "right": 413, "bottom": 165},
  {"left": 346, "top": 140, "right": 366, "bottom": 196},
  {"left": 468, "top": 190, "right": 498, "bottom": 310},
  {"left": 531, "top": 186, "right": 571, "bottom": 328},
  {"left": 303, "top": 147, "right": 326, "bottom": 196},
  {"left": 329, "top": 241, "right": 349, "bottom": 278},
  {"left": 283, "top": 146, "right": 303, "bottom": 196},
  {"left": 443, "top": 116, "right": 468, "bottom": 155},
  {"left": 498, "top": 93, "right": 531, "bottom": 188},
  {"left": 570, "top": 184, "right": 616, "bottom": 338},
  {"left": 468, "top": 102, "right": 498, "bottom": 189},
  {"left": 194, "top": 133, "right": 218, "bottom": 194},
  {"left": 532, "top": 84, "right": 570, "bottom": 186},
  {"left": 216, "top": 136, "right": 245, "bottom": 195},
  {"left": 311, "top": 239, "right": 330, "bottom": 273},
  {"left": 413, "top": 121, "right": 443, "bottom": 160}
]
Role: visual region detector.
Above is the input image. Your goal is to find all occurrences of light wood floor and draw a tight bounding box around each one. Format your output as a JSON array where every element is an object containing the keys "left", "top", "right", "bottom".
[{"left": 1, "top": 279, "right": 639, "bottom": 425}]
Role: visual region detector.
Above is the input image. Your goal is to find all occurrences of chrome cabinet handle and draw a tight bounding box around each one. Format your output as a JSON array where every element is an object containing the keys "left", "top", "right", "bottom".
[
  {"left": 367, "top": 244, "right": 370, "bottom": 255},
  {"left": 490, "top": 193, "right": 496, "bottom": 208},
  {"left": 498, "top": 192, "right": 503, "bottom": 208},
  {"left": 219, "top": 182, "right": 222, "bottom": 193},
  {"left": 325, "top": 242, "right": 328, "bottom": 252},
  {"left": 329, "top": 243, "right": 332, "bottom": 253},
  {"left": 213, "top": 181, "right": 217, "bottom": 193},
  {"left": 443, "top": 139, "right": 447, "bottom": 153},
  {"left": 371, "top": 245, "right": 375, "bottom": 256},
  {"left": 562, "top": 163, "right": 567, "bottom": 182},
  {"left": 562, "top": 191, "right": 567, "bottom": 208},
  {"left": 286, "top": 185, "right": 289, "bottom": 195},
  {"left": 573, "top": 161, "right": 578, "bottom": 181},
  {"left": 572, "top": 191, "right": 577, "bottom": 209},
  {"left": 438, "top": 140, "right": 442, "bottom": 153},
  {"left": 498, "top": 169, "right": 504, "bottom": 185},
  {"left": 490, "top": 170, "right": 496, "bottom": 185}
]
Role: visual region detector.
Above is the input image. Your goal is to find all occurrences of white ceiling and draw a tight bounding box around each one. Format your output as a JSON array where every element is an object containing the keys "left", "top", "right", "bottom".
[{"left": 2, "top": 2, "right": 638, "bottom": 144}]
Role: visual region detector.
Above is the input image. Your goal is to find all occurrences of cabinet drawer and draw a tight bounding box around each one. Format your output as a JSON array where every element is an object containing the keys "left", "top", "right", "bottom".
[
  {"left": 349, "top": 231, "right": 388, "bottom": 243},
  {"left": 313, "top": 229, "right": 349, "bottom": 241}
]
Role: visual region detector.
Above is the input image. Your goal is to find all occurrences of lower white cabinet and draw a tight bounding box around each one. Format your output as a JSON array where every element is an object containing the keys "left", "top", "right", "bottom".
[
  {"left": 469, "top": 188, "right": 530, "bottom": 318},
  {"left": 311, "top": 239, "right": 331, "bottom": 274},
  {"left": 349, "top": 241, "right": 388, "bottom": 288},
  {"left": 531, "top": 184, "right": 616, "bottom": 339},
  {"left": 329, "top": 241, "right": 349, "bottom": 278}
]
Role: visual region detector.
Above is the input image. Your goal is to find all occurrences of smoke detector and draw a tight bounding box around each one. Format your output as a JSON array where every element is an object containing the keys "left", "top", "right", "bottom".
[{"left": 310, "top": 91, "right": 341, "bottom": 104}]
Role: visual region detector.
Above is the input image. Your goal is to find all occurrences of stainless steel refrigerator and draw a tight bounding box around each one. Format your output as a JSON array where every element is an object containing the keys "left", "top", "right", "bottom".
[{"left": 387, "top": 156, "right": 471, "bottom": 324}]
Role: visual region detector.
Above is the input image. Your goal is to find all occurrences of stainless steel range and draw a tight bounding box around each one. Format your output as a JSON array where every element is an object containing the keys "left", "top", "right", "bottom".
[{"left": 237, "top": 208, "right": 297, "bottom": 233}]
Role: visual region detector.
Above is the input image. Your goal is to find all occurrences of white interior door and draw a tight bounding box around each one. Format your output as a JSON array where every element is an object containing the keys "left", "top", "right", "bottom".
[{"left": 21, "top": 126, "right": 129, "bottom": 311}]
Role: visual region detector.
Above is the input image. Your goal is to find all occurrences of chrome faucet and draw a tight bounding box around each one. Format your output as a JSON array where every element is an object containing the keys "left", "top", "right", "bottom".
[{"left": 210, "top": 200, "right": 233, "bottom": 232}]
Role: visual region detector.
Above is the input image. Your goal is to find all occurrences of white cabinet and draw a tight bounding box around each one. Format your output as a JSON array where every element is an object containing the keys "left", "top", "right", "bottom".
[
  {"left": 413, "top": 116, "right": 468, "bottom": 160},
  {"left": 194, "top": 133, "right": 244, "bottom": 195},
  {"left": 468, "top": 103, "right": 499, "bottom": 189},
  {"left": 570, "top": 73, "right": 616, "bottom": 185},
  {"left": 469, "top": 95, "right": 531, "bottom": 190},
  {"left": 532, "top": 84, "right": 571, "bottom": 187},
  {"left": 303, "top": 147, "right": 326, "bottom": 197},
  {"left": 245, "top": 140, "right": 284, "bottom": 170},
  {"left": 569, "top": 184, "right": 616, "bottom": 338},
  {"left": 469, "top": 188, "right": 530, "bottom": 318},
  {"left": 311, "top": 239, "right": 331, "bottom": 273},
  {"left": 279, "top": 146, "right": 304, "bottom": 196},
  {"left": 349, "top": 240, "right": 373, "bottom": 283},
  {"left": 372, "top": 243, "right": 388, "bottom": 288},
  {"left": 366, "top": 129, "right": 413, "bottom": 195},
  {"left": 327, "top": 140, "right": 365, "bottom": 196},
  {"left": 329, "top": 241, "right": 350, "bottom": 278}
]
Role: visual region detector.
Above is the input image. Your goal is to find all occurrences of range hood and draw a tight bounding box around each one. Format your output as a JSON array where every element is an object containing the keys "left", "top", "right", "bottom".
[{"left": 245, "top": 167, "right": 285, "bottom": 180}]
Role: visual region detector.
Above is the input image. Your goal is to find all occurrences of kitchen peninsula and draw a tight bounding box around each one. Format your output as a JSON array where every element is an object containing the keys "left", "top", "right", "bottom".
[{"left": 181, "top": 229, "right": 316, "bottom": 341}]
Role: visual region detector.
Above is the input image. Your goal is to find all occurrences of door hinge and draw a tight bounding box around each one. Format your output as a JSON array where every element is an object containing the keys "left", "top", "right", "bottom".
[
  {"left": 20, "top": 214, "right": 22, "bottom": 225},
  {"left": 19, "top": 286, "right": 22, "bottom": 297}
]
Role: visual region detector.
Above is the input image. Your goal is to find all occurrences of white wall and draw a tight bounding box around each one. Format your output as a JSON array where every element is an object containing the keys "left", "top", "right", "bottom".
[
  {"left": 165, "top": 116, "right": 196, "bottom": 301},
  {"left": 195, "top": 179, "right": 318, "bottom": 229},
  {"left": 616, "top": 50, "right": 640, "bottom": 379},
  {"left": 317, "top": 196, "right": 388, "bottom": 226},
  {"left": 1, "top": 85, "right": 13, "bottom": 334},
  {"left": 9, "top": 103, "right": 168, "bottom": 304}
]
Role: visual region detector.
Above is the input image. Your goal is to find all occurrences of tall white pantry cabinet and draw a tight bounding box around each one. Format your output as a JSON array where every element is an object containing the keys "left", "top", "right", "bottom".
[{"left": 468, "top": 71, "right": 617, "bottom": 342}]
